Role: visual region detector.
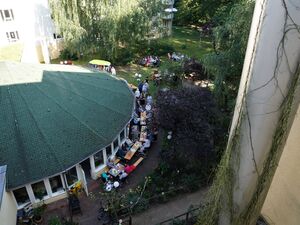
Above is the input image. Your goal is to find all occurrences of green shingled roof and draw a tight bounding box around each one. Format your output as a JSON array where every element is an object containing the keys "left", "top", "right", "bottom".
[{"left": 0, "top": 62, "right": 134, "bottom": 189}]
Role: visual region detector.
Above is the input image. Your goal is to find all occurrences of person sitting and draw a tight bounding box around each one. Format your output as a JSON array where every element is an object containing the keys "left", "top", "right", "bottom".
[
  {"left": 101, "top": 172, "right": 109, "bottom": 183},
  {"left": 124, "top": 164, "right": 136, "bottom": 174},
  {"left": 143, "top": 138, "right": 151, "bottom": 149},
  {"left": 107, "top": 158, "right": 115, "bottom": 168},
  {"left": 116, "top": 144, "right": 127, "bottom": 158},
  {"left": 133, "top": 116, "right": 140, "bottom": 125},
  {"left": 119, "top": 170, "right": 128, "bottom": 181},
  {"left": 146, "top": 95, "right": 153, "bottom": 105}
]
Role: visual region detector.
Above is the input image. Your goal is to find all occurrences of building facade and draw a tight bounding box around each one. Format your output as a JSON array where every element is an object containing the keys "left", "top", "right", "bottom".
[
  {"left": 0, "top": 62, "right": 135, "bottom": 213},
  {"left": 0, "top": 0, "right": 62, "bottom": 63},
  {"left": 161, "top": 0, "right": 176, "bottom": 36}
]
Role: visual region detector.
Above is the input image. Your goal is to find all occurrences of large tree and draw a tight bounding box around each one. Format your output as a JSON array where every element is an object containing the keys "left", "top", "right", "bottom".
[
  {"left": 202, "top": 0, "right": 255, "bottom": 110},
  {"left": 174, "top": 0, "right": 234, "bottom": 26},
  {"left": 49, "top": 0, "right": 162, "bottom": 62},
  {"left": 156, "top": 87, "right": 222, "bottom": 177}
]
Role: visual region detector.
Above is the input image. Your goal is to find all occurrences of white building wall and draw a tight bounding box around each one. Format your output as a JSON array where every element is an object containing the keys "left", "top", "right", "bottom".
[
  {"left": 220, "top": 0, "right": 300, "bottom": 224},
  {"left": 0, "top": 190, "right": 17, "bottom": 225},
  {"left": 0, "top": 0, "right": 62, "bottom": 63}
]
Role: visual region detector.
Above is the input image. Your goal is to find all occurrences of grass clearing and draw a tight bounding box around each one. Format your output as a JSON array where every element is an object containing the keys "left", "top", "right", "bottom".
[{"left": 50, "top": 26, "right": 213, "bottom": 95}]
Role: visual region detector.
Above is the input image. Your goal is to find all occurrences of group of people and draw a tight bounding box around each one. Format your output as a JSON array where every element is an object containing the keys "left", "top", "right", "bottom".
[
  {"left": 132, "top": 81, "right": 158, "bottom": 155},
  {"left": 100, "top": 80, "right": 158, "bottom": 191},
  {"left": 134, "top": 79, "right": 149, "bottom": 98},
  {"left": 140, "top": 56, "right": 160, "bottom": 67},
  {"left": 91, "top": 64, "right": 116, "bottom": 75},
  {"left": 101, "top": 157, "right": 137, "bottom": 191},
  {"left": 167, "top": 52, "right": 185, "bottom": 62}
]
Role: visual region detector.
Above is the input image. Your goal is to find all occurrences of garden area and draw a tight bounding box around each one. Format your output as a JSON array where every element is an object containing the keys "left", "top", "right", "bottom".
[{"left": 8, "top": 0, "right": 255, "bottom": 223}]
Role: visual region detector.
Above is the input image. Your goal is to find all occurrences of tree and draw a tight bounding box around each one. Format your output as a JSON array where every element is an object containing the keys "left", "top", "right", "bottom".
[
  {"left": 174, "top": 0, "right": 234, "bottom": 26},
  {"left": 156, "top": 87, "right": 221, "bottom": 176},
  {"left": 49, "top": 0, "right": 162, "bottom": 63},
  {"left": 202, "top": 0, "right": 255, "bottom": 109}
]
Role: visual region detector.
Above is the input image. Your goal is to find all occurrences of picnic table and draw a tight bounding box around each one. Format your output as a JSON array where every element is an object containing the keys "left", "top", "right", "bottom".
[
  {"left": 140, "top": 126, "right": 147, "bottom": 142},
  {"left": 140, "top": 111, "right": 147, "bottom": 125},
  {"left": 108, "top": 163, "right": 125, "bottom": 177},
  {"left": 124, "top": 141, "right": 142, "bottom": 160}
]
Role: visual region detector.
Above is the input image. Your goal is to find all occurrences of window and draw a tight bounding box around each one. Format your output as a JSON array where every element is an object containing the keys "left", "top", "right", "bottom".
[
  {"left": 31, "top": 181, "right": 48, "bottom": 200},
  {"left": 94, "top": 150, "right": 104, "bottom": 168},
  {"left": 13, "top": 187, "right": 30, "bottom": 206},
  {"left": 120, "top": 130, "right": 125, "bottom": 142},
  {"left": 53, "top": 33, "right": 62, "bottom": 39},
  {"left": 6, "top": 31, "right": 19, "bottom": 42},
  {"left": 65, "top": 167, "right": 78, "bottom": 186},
  {"left": 49, "top": 175, "right": 64, "bottom": 193},
  {"left": 0, "top": 9, "right": 14, "bottom": 21},
  {"left": 106, "top": 146, "right": 112, "bottom": 158},
  {"left": 113, "top": 138, "right": 119, "bottom": 151}
]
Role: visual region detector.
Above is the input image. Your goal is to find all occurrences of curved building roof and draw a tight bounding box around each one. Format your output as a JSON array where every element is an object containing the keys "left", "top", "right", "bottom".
[{"left": 0, "top": 62, "right": 134, "bottom": 189}]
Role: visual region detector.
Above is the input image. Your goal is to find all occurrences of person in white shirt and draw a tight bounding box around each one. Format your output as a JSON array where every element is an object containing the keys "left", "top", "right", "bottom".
[
  {"left": 146, "top": 95, "right": 153, "bottom": 105},
  {"left": 111, "top": 66, "right": 116, "bottom": 75},
  {"left": 135, "top": 89, "right": 141, "bottom": 98},
  {"left": 142, "top": 79, "right": 149, "bottom": 94}
]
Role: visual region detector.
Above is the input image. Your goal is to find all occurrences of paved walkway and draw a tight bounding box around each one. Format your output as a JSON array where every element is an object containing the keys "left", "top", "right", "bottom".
[{"left": 131, "top": 188, "right": 208, "bottom": 225}]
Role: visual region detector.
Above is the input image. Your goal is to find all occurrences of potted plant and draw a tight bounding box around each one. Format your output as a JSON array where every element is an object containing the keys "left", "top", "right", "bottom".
[{"left": 33, "top": 206, "right": 45, "bottom": 224}]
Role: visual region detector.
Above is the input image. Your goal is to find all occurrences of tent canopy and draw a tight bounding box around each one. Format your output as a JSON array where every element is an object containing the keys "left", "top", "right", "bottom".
[{"left": 89, "top": 59, "right": 111, "bottom": 66}]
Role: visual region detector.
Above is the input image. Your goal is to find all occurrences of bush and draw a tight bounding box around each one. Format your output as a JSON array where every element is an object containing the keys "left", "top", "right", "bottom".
[
  {"left": 111, "top": 48, "right": 134, "bottom": 66},
  {"left": 48, "top": 216, "right": 63, "bottom": 225},
  {"left": 59, "top": 49, "right": 78, "bottom": 60},
  {"left": 136, "top": 40, "right": 175, "bottom": 57}
]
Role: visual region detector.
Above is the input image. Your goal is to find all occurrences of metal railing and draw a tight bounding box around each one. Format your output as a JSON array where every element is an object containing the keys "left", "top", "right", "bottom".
[{"left": 158, "top": 206, "right": 202, "bottom": 225}]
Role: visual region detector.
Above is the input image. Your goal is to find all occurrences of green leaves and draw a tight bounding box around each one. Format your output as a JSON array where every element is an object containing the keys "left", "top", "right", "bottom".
[{"left": 50, "top": 0, "right": 162, "bottom": 63}]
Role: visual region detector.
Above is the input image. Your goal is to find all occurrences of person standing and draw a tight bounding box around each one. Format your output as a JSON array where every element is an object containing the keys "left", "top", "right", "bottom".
[
  {"left": 142, "top": 79, "right": 149, "bottom": 94},
  {"left": 111, "top": 66, "right": 116, "bottom": 75}
]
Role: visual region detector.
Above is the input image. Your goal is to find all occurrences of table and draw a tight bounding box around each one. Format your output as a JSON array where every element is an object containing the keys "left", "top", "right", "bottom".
[
  {"left": 139, "top": 126, "right": 147, "bottom": 142},
  {"left": 108, "top": 163, "right": 125, "bottom": 177},
  {"left": 140, "top": 111, "right": 147, "bottom": 125},
  {"left": 125, "top": 138, "right": 133, "bottom": 147},
  {"left": 124, "top": 141, "right": 142, "bottom": 160}
]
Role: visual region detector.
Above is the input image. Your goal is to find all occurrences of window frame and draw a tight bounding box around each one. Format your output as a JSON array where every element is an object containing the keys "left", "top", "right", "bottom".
[
  {"left": 12, "top": 187, "right": 30, "bottom": 207},
  {"left": 31, "top": 180, "right": 48, "bottom": 201},
  {"left": 0, "top": 9, "right": 14, "bottom": 21},
  {"left": 94, "top": 149, "right": 105, "bottom": 169}
]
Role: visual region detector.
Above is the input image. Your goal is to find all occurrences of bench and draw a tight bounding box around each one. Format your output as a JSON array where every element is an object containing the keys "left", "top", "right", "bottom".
[{"left": 133, "top": 157, "right": 144, "bottom": 167}]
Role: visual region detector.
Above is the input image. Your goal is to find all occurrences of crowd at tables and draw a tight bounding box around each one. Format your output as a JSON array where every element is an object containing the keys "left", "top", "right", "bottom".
[
  {"left": 139, "top": 56, "right": 160, "bottom": 67},
  {"left": 100, "top": 78, "right": 158, "bottom": 192}
]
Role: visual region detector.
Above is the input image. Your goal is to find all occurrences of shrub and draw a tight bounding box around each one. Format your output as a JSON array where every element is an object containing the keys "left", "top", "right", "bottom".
[
  {"left": 112, "top": 48, "right": 134, "bottom": 66},
  {"left": 48, "top": 216, "right": 63, "bottom": 225},
  {"left": 59, "top": 48, "right": 78, "bottom": 60}
]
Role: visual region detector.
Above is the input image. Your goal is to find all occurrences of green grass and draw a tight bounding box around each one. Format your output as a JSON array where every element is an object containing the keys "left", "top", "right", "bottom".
[
  {"left": 51, "top": 26, "right": 213, "bottom": 96},
  {"left": 0, "top": 43, "right": 24, "bottom": 62},
  {"left": 160, "top": 26, "right": 213, "bottom": 60}
]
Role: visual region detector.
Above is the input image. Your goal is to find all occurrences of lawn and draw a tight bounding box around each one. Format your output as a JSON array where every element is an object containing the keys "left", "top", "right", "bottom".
[
  {"left": 160, "top": 26, "right": 213, "bottom": 60},
  {"left": 51, "top": 26, "right": 213, "bottom": 96}
]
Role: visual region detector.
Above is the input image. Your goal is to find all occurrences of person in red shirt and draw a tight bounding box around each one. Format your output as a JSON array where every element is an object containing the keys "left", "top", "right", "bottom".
[{"left": 124, "top": 164, "right": 136, "bottom": 174}]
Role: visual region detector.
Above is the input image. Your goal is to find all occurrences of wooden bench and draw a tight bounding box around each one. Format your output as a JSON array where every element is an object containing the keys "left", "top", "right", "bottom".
[{"left": 133, "top": 157, "right": 144, "bottom": 167}]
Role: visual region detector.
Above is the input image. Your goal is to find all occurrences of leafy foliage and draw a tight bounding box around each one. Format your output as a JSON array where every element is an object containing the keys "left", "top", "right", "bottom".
[
  {"left": 174, "top": 0, "right": 235, "bottom": 26},
  {"left": 50, "top": 0, "right": 162, "bottom": 64},
  {"left": 202, "top": 1, "right": 255, "bottom": 109},
  {"left": 156, "top": 87, "right": 221, "bottom": 176}
]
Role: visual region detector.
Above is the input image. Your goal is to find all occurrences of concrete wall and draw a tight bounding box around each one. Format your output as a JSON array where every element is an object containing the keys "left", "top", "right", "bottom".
[
  {"left": 220, "top": 0, "right": 300, "bottom": 224},
  {"left": 262, "top": 90, "right": 300, "bottom": 224},
  {"left": 0, "top": 191, "right": 18, "bottom": 225},
  {"left": 0, "top": 0, "right": 62, "bottom": 63}
]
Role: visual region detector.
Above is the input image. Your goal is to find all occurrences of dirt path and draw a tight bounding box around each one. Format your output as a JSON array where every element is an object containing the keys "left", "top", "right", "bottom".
[{"left": 131, "top": 188, "right": 208, "bottom": 225}]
